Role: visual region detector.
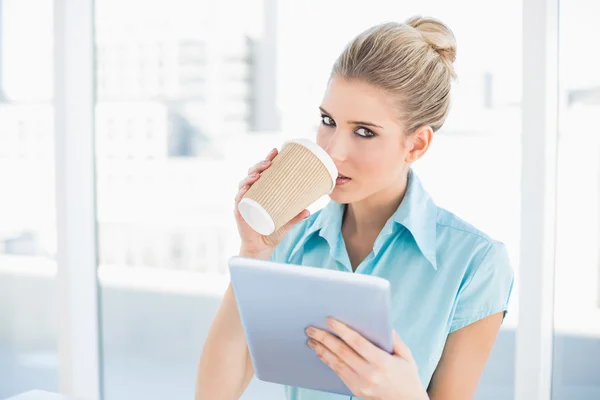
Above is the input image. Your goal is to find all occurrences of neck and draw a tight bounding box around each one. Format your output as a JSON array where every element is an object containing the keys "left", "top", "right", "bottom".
[{"left": 344, "top": 170, "right": 409, "bottom": 235}]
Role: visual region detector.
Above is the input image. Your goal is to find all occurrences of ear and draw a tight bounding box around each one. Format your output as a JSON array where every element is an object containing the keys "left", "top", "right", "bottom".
[{"left": 405, "top": 125, "right": 433, "bottom": 163}]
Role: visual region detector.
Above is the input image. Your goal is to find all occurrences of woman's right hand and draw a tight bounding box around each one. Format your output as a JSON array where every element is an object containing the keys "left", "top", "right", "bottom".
[{"left": 234, "top": 148, "right": 310, "bottom": 258}]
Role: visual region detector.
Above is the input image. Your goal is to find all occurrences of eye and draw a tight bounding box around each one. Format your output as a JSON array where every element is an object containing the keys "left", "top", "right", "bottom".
[
  {"left": 355, "top": 127, "right": 376, "bottom": 138},
  {"left": 321, "top": 114, "right": 336, "bottom": 127}
]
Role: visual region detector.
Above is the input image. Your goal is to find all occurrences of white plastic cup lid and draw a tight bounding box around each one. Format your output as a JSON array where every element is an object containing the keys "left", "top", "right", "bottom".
[{"left": 238, "top": 198, "right": 276, "bottom": 236}]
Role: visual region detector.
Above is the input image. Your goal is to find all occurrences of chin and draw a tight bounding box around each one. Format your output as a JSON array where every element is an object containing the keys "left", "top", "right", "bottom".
[{"left": 328, "top": 187, "right": 354, "bottom": 204}]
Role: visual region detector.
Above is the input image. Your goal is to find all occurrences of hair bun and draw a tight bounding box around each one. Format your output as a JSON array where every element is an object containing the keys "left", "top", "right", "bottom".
[{"left": 407, "top": 16, "right": 457, "bottom": 73}]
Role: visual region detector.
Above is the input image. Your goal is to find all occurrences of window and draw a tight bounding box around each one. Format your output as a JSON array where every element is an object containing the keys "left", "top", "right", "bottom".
[
  {"left": 5, "top": 0, "right": 592, "bottom": 399},
  {"left": 552, "top": 0, "right": 600, "bottom": 398},
  {"left": 95, "top": 0, "right": 521, "bottom": 399},
  {"left": 0, "top": 0, "right": 57, "bottom": 397}
]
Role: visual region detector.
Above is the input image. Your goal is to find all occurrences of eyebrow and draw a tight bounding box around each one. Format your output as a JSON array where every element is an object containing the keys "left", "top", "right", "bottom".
[{"left": 319, "top": 106, "right": 384, "bottom": 129}]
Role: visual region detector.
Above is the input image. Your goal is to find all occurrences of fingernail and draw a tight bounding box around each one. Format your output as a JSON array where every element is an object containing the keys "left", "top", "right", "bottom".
[
  {"left": 307, "top": 339, "right": 316, "bottom": 349},
  {"left": 251, "top": 172, "right": 259, "bottom": 178},
  {"left": 327, "top": 317, "right": 337, "bottom": 329},
  {"left": 261, "top": 160, "right": 270, "bottom": 165},
  {"left": 305, "top": 327, "right": 316, "bottom": 336}
]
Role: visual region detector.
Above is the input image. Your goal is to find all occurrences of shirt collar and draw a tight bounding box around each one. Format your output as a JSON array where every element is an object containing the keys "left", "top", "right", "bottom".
[
  {"left": 391, "top": 169, "right": 438, "bottom": 269},
  {"left": 289, "top": 200, "right": 344, "bottom": 262},
  {"left": 290, "top": 169, "right": 438, "bottom": 269}
]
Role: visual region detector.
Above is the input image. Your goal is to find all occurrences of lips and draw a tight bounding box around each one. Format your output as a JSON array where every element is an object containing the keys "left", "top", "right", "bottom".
[{"left": 335, "top": 173, "right": 351, "bottom": 187}]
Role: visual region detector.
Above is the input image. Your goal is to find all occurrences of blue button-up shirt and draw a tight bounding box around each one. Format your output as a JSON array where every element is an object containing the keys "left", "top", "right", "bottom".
[{"left": 270, "top": 169, "right": 514, "bottom": 400}]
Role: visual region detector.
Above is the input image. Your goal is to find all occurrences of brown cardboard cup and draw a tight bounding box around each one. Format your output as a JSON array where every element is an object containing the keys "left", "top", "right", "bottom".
[{"left": 238, "top": 139, "right": 338, "bottom": 235}]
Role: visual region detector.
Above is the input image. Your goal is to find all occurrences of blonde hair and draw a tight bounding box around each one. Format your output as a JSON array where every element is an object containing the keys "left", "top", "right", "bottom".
[{"left": 332, "top": 16, "right": 457, "bottom": 133}]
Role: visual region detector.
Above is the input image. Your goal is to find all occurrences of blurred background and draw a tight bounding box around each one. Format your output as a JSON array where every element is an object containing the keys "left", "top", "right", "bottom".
[{"left": 0, "top": 0, "right": 598, "bottom": 399}]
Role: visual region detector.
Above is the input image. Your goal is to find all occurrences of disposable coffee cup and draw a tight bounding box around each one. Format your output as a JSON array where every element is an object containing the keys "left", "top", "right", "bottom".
[{"left": 238, "top": 138, "right": 338, "bottom": 236}]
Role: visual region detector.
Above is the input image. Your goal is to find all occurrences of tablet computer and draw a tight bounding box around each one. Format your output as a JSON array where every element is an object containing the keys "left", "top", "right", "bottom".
[{"left": 229, "top": 256, "right": 393, "bottom": 396}]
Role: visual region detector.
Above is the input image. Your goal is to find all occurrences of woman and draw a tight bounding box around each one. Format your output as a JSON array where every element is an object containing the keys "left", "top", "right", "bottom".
[{"left": 197, "top": 16, "right": 514, "bottom": 400}]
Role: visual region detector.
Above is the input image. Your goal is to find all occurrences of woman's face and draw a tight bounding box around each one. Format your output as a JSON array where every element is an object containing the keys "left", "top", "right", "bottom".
[{"left": 317, "top": 76, "right": 421, "bottom": 205}]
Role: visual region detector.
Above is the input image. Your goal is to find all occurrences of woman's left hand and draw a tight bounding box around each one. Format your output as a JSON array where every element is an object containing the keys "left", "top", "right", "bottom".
[{"left": 306, "top": 318, "right": 428, "bottom": 400}]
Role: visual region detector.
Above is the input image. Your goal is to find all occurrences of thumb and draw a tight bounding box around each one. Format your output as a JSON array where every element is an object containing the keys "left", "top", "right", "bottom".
[
  {"left": 392, "top": 330, "right": 414, "bottom": 362},
  {"left": 280, "top": 209, "right": 310, "bottom": 234}
]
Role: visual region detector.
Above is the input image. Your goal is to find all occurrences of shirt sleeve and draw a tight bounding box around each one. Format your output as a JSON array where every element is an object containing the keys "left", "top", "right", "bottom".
[{"left": 449, "top": 241, "right": 515, "bottom": 333}]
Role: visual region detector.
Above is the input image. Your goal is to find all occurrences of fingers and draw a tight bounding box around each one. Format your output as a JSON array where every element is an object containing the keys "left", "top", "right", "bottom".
[
  {"left": 235, "top": 147, "right": 283, "bottom": 221},
  {"left": 234, "top": 185, "right": 250, "bottom": 206},
  {"left": 265, "top": 147, "right": 278, "bottom": 161},
  {"left": 247, "top": 148, "right": 278, "bottom": 175},
  {"left": 307, "top": 338, "right": 361, "bottom": 388},
  {"left": 238, "top": 172, "right": 260, "bottom": 190},
  {"left": 306, "top": 327, "right": 369, "bottom": 376},
  {"left": 325, "top": 318, "right": 388, "bottom": 366},
  {"left": 247, "top": 159, "right": 271, "bottom": 176},
  {"left": 238, "top": 148, "right": 279, "bottom": 198},
  {"left": 392, "top": 330, "right": 414, "bottom": 362}
]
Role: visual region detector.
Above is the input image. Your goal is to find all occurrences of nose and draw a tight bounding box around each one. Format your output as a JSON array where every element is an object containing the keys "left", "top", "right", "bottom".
[{"left": 323, "top": 131, "right": 349, "bottom": 163}]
